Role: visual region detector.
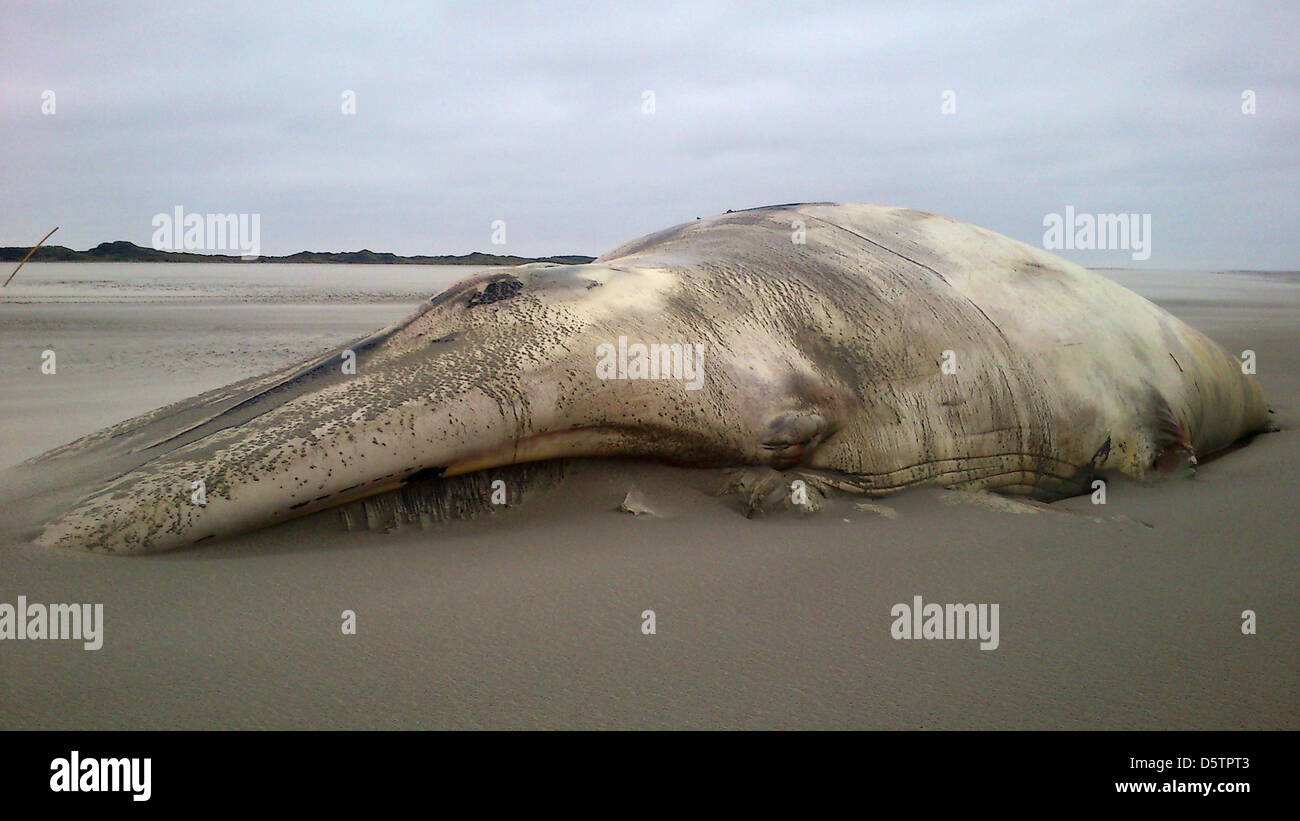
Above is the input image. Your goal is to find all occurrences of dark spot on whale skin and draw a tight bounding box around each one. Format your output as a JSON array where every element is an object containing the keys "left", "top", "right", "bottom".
[
  {"left": 289, "top": 500, "right": 309, "bottom": 510},
  {"left": 467, "top": 277, "right": 523, "bottom": 307},
  {"left": 1090, "top": 436, "right": 1112, "bottom": 468},
  {"left": 405, "top": 466, "right": 448, "bottom": 484}
]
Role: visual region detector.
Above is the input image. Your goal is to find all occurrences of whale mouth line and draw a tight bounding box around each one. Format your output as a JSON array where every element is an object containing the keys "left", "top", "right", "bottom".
[
  {"left": 267, "top": 426, "right": 643, "bottom": 529},
  {"left": 440, "top": 425, "right": 648, "bottom": 478}
]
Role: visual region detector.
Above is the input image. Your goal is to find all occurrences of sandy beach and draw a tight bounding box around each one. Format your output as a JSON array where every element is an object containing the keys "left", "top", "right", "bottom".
[{"left": 0, "top": 262, "right": 1295, "bottom": 730}]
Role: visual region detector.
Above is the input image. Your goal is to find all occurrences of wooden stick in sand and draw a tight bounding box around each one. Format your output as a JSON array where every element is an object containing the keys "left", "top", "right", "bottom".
[{"left": 3, "top": 226, "right": 59, "bottom": 287}]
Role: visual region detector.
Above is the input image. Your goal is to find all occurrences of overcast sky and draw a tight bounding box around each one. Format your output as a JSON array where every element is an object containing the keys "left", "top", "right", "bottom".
[{"left": 2, "top": 1, "right": 1296, "bottom": 267}]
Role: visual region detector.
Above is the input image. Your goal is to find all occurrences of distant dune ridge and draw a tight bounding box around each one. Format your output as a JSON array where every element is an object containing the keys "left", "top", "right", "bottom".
[{"left": 0, "top": 240, "right": 594, "bottom": 266}]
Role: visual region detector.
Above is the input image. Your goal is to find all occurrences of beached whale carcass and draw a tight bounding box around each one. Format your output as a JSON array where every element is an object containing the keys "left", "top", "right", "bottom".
[{"left": 19, "top": 203, "right": 1269, "bottom": 553}]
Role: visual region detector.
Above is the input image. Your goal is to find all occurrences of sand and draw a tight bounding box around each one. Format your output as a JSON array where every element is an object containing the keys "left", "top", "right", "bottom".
[{"left": 0, "top": 263, "right": 1295, "bottom": 729}]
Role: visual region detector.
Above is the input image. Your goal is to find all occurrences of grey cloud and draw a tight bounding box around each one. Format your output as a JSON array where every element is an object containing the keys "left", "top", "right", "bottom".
[{"left": 1, "top": 0, "right": 1296, "bottom": 268}]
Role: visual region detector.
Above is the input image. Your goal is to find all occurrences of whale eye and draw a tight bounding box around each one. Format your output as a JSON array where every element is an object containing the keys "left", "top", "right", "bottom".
[{"left": 466, "top": 277, "right": 523, "bottom": 307}]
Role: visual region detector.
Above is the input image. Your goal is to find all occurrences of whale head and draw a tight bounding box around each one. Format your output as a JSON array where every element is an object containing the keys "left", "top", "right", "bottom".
[{"left": 31, "top": 256, "right": 848, "bottom": 553}]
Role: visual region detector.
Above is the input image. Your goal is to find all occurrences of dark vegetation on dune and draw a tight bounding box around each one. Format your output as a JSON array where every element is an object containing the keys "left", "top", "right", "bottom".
[{"left": 0, "top": 240, "right": 594, "bottom": 266}]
